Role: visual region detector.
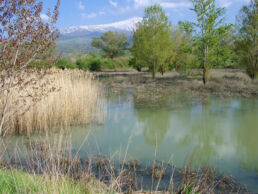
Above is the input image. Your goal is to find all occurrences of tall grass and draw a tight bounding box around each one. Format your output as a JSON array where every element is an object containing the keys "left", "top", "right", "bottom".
[{"left": 0, "top": 69, "right": 103, "bottom": 135}]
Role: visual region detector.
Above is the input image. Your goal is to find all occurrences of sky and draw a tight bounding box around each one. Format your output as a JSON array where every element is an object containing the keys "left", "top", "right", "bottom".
[{"left": 41, "top": 0, "right": 251, "bottom": 29}]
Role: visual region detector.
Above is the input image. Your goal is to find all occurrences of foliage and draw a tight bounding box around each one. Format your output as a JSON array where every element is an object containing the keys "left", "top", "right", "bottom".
[
  {"left": 131, "top": 22, "right": 148, "bottom": 72},
  {"left": 170, "top": 22, "right": 198, "bottom": 73},
  {"left": 190, "top": 0, "right": 229, "bottom": 84},
  {"left": 92, "top": 31, "right": 128, "bottom": 59},
  {"left": 56, "top": 59, "right": 76, "bottom": 69},
  {"left": 86, "top": 55, "right": 102, "bottom": 71},
  {"left": 76, "top": 56, "right": 89, "bottom": 70},
  {"left": 112, "top": 57, "right": 130, "bottom": 69},
  {"left": 132, "top": 5, "right": 172, "bottom": 78},
  {"left": 102, "top": 59, "right": 115, "bottom": 69},
  {"left": 0, "top": 0, "right": 60, "bottom": 135},
  {"left": 129, "top": 57, "right": 142, "bottom": 71},
  {"left": 235, "top": 0, "right": 257, "bottom": 79}
]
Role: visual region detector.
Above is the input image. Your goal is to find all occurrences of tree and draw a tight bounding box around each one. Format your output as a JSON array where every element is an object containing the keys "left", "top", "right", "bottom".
[
  {"left": 131, "top": 23, "right": 147, "bottom": 72},
  {"left": 132, "top": 5, "right": 172, "bottom": 78},
  {"left": 0, "top": 0, "right": 60, "bottom": 135},
  {"left": 170, "top": 22, "right": 197, "bottom": 72},
  {"left": 235, "top": 0, "right": 257, "bottom": 79},
  {"left": 92, "top": 31, "right": 128, "bottom": 59},
  {"left": 213, "top": 25, "right": 236, "bottom": 68},
  {"left": 190, "top": 0, "right": 228, "bottom": 84}
]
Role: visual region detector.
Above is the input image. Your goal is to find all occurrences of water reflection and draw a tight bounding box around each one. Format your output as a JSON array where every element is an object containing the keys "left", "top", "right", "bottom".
[
  {"left": 103, "top": 92, "right": 258, "bottom": 175},
  {"left": 134, "top": 107, "right": 170, "bottom": 146}
]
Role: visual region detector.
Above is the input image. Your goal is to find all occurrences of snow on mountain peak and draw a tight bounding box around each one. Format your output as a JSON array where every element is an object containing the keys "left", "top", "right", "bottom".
[{"left": 60, "top": 17, "right": 142, "bottom": 34}]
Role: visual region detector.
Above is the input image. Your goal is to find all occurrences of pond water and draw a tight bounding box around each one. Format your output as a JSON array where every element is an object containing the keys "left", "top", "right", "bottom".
[
  {"left": 4, "top": 89, "right": 258, "bottom": 191},
  {"left": 70, "top": 90, "right": 258, "bottom": 191}
]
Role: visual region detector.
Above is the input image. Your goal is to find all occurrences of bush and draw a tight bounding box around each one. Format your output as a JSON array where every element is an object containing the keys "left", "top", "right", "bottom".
[
  {"left": 129, "top": 57, "right": 142, "bottom": 71},
  {"left": 76, "top": 57, "right": 89, "bottom": 70},
  {"left": 102, "top": 59, "right": 115, "bottom": 69},
  {"left": 112, "top": 57, "right": 129, "bottom": 68},
  {"left": 246, "top": 65, "right": 257, "bottom": 80},
  {"left": 55, "top": 59, "right": 76, "bottom": 70},
  {"left": 87, "top": 55, "right": 102, "bottom": 71}
]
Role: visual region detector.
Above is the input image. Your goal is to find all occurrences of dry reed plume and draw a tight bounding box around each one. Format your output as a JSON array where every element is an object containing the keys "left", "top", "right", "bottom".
[{"left": 0, "top": 69, "right": 102, "bottom": 135}]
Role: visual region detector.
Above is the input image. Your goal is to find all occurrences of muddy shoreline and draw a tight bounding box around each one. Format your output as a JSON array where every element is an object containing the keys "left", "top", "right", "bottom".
[
  {"left": 95, "top": 69, "right": 258, "bottom": 100},
  {"left": 1, "top": 151, "right": 248, "bottom": 193}
]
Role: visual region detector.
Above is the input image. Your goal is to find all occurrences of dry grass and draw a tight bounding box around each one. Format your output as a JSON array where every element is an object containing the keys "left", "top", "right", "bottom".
[{"left": 0, "top": 69, "right": 103, "bottom": 135}]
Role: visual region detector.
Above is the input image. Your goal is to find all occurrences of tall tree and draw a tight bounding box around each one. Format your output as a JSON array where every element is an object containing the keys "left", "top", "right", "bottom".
[
  {"left": 170, "top": 22, "right": 196, "bottom": 72},
  {"left": 190, "top": 0, "right": 228, "bottom": 84},
  {"left": 0, "top": 0, "right": 60, "bottom": 135},
  {"left": 92, "top": 31, "right": 128, "bottom": 59},
  {"left": 132, "top": 5, "right": 172, "bottom": 78},
  {"left": 235, "top": 0, "right": 257, "bottom": 79},
  {"left": 131, "top": 23, "right": 147, "bottom": 72}
]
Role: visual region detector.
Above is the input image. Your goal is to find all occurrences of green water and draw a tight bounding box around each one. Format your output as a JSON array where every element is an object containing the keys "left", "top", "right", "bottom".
[{"left": 70, "top": 90, "right": 258, "bottom": 191}]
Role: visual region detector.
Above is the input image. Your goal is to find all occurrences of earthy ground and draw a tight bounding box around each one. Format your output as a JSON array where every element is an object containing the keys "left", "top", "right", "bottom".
[{"left": 95, "top": 69, "right": 258, "bottom": 100}]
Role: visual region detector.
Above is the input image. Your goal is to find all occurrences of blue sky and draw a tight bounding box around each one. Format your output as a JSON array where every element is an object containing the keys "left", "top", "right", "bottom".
[{"left": 41, "top": 0, "right": 250, "bottom": 29}]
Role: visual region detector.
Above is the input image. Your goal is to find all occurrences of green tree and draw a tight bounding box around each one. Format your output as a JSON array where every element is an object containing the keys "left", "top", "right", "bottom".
[
  {"left": 131, "top": 23, "right": 147, "bottom": 72},
  {"left": 213, "top": 25, "right": 236, "bottom": 68},
  {"left": 190, "top": 0, "right": 228, "bottom": 84},
  {"left": 132, "top": 5, "right": 172, "bottom": 78},
  {"left": 92, "top": 31, "right": 128, "bottom": 59},
  {"left": 235, "top": 0, "right": 257, "bottom": 79},
  {"left": 170, "top": 22, "right": 197, "bottom": 72}
]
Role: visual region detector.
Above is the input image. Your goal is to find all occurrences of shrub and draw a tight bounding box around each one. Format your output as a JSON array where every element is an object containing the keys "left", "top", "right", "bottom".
[
  {"left": 246, "top": 65, "right": 257, "bottom": 80},
  {"left": 129, "top": 57, "right": 142, "bottom": 71},
  {"left": 55, "top": 59, "right": 76, "bottom": 70},
  {"left": 103, "top": 59, "right": 115, "bottom": 69},
  {"left": 112, "top": 57, "right": 129, "bottom": 68},
  {"left": 76, "top": 56, "right": 89, "bottom": 70},
  {"left": 87, "top": 55, "right": 102, "bottom": 71}
]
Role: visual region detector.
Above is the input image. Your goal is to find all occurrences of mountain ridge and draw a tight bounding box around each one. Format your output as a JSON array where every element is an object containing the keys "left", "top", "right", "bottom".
[{"left": 60, "top": 17, "right": 142, "bottom": 35}]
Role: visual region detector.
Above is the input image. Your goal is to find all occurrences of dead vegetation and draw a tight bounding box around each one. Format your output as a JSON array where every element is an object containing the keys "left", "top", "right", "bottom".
[
  {"left": 0, "top": 69, "right": 103, "bottom": 135},
  {"left": 98, "top": 69, "right": 258, "bottom": 100},
  {"left": 0, "top": 133, "right": 248, "bottom": 194}
]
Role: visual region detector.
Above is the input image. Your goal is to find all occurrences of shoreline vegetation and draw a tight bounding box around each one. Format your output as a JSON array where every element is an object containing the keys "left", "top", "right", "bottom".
[
  {"left": 0, "top": 131, "right": 248, "bottom": 193},
  {"left": 97, "top": 68, "right": 258, "bottom": 99},
  {"left": 0, "top": 69, "right": 103, "bottom": 136}
]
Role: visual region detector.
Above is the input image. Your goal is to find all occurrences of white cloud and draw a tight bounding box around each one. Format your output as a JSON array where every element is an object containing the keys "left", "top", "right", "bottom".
[
  {"left": 217, "top": 0, "right": 232, "bottom": 7},
  {"left": 40, "top": 13, "right": 49, "bottom": 21},
  {"left": 78, "top": 1, "right": 85, "bottom": 10},
  {"left": 217, "top": 0, "right": 250, "bottom": 7},
  {"left": 134, "top": 0, "right": 191, "bottom": 9},
  {"left": 160, "top": 2, "right": 191, "bottom": 8},
  {"left": 81, "top": 12, "right": 97, "bottom": 19},
  {"left": 99, "top": 10, "right": 106, "bottom": 15},
  {"left": 88, "top": 12, "right": 97, "bottom": 18},
  {"left": 109, "top": 0, "right": 118, "bottom": 7},
  {"left": 134, "top": 0, "right": 153, "bottom": 7}
]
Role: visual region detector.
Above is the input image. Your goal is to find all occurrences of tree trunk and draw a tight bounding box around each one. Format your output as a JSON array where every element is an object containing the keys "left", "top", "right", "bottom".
[
  {"left": 203, "top": 67, "right": 211, "bottom": 85},
  {"left": 203, "top": 45, "right": 210, "bottom": 85},
  {"left": 152, "top": 62, "right": 156, "bottom": 79},
  {"left": 152, "top": 69, "right": 155, "bottom": 79}
]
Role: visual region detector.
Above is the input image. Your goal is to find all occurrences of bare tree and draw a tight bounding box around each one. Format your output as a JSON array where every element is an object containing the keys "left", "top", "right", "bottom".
[{"left": 0, "top": 0, "right": 60, "bottom": 135}]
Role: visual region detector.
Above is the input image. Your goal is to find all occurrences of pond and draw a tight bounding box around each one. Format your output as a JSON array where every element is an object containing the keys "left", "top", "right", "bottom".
[
  {"left": 3, "top": 89, "right": 258, "bottom": 191},
  {"left": 70, "top": 90, "right": 258, "bottom": 191}
]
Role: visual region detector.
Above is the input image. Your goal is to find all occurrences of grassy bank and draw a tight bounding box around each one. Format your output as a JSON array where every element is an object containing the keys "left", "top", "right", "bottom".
[
  {"left": 0, "top": 69, "right": 103, "bottom": 135},
  {"left": 0, "top": 168, "right": 111, "bottom": 194},
  {"left": 0, "top": 169, "right": 85, "bottom": 194}
]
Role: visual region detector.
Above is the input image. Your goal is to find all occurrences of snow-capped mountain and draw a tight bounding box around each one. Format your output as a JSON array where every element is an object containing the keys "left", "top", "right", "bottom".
[
  {"left": 57, "top": 17, "right": 142, "bottom": 55},
  {"left": 60, "top": 17, "right": 142, "bottom": 35}
]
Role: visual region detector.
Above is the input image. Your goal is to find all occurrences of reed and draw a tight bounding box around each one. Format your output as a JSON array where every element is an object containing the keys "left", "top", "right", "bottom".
[{"left": 0, "top": 69, "right": 102, "bottom": 135}]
